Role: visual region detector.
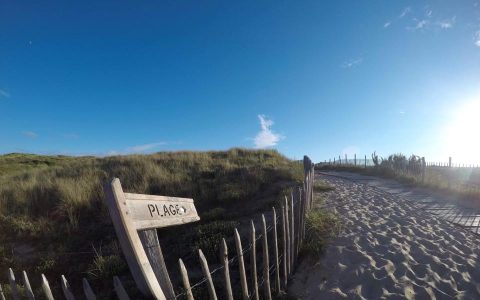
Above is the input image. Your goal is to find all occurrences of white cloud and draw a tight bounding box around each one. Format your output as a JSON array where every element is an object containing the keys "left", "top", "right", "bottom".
[
  {"left": 254, "top": 115, "right": 284, "bottom": 149},
  {"left": 127, "top": 142, "right": 168, "bottom": 153},
  {"left": 384, "top": 21, "right": 391, "bottom": 28},
  {"left": 22, "top": 131, "right": 38, "bottom": 139},
  {"left": 407, "top": 19, "right": 428, "bottom": 31},
  {"left": 399, "top": 7, "right": 411, "bottom": 19},
  {"left": 341, "top": 58, "right": 363, "bottom": 69},
  {"left": 475, "top": 31, "right": 480, "bottom": 47},
  {"left": 0, "top": 89, "right": 10, "bottom": 99},
  {"left": 437, "top": 16, "right": 455, "bottom": 29}
]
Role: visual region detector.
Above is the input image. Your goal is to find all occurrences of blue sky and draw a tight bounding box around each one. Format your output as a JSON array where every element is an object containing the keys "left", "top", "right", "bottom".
[{"left": 1, "top": 0, "right": 480, "bottom": 163}]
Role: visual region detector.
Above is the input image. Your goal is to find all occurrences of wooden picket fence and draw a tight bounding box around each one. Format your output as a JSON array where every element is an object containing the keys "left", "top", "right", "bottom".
[{"left": 1, "top": 156, "right": 315, "bottom": 300}]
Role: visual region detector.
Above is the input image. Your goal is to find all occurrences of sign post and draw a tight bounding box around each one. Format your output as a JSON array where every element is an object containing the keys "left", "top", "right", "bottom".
[{"left": 104, "top": 178, "right": 200, "bottom": 299}]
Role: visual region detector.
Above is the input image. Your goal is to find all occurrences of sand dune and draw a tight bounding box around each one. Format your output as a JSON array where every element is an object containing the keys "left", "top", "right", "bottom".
[{"left": 289, "top": 174, "right": 480, "bottom": 299}]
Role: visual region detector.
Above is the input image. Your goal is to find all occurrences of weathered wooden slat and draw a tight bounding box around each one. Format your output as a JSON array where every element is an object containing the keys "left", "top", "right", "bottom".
[
  {"left": 290, "top": 195, "right": 295, "bottom": 269},
  {"left": 198, "top": 249, "right": 217, "bottom": 300},
  {"left": 41, "top": 274, "right": 54, "bottom": 300},
  {"left": 178, "top": 259, "right": 194, "bottom": 300},
  {"left": 0, "top": 284, "right": 5, "bottom": 300},
  {"left": 82, "top": 278, "right": 97, "bottom": 300},
  {"left": 123, "top": 193, "right": 200, "bottom": 230},
  {"left": 221, "top": 238, "right": 233, "bottom": 300},
  {"left": 272, "top": 207, "right": 281, "bottom": 294},
  {"left": 281, "top": 205, "right": 288, "bottom": 288},
  {"left": 261, "top": 215, "right": 272, "bottom": 300},
  {"left": 61, "top": 275, "right": 75, "bottom": 300},
  {"left": 104, "top": 178, "right": 166, "bottom": 299},
  {"left": 22, "top": 271, "right": 35, "bottom": 299},
  {"left": 138, "top": 229, "right": 176, "bottom": 300},
  {"left": 250, "top": 220, "right": 259, "bottom": 300},
  {"left": 234, "top": 228, "right": 249, "bottom": 300},
  {"left": 284, "top": 196, "right": 291, "bottom": 275},
  {"left": 8, "top": 268, "right": 20, "bottom": 300},
  {"left": 113, "top": 276, "right": 131, "bottom": 300}
]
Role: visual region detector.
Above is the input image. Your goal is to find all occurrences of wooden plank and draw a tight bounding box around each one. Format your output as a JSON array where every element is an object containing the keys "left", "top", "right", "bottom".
[
  {"left": 124, "top": 193, "right": 199, "bottom": 230},
  {"left": 221, "top": 238, "right": 233, "bottom": 300},
  {"left": 284, "top": 197, "right": 291, "bottom": 275},
  {"left": 198, "top": 249, "right": 217, "bottom": 300},
  {"left": 281, "top": 204, "right": 288, "bottom": 288},
  {"left": 138, "top": 229, "right": 176, "bottom": 300},
  {"left": 250, "top": 220, "right": 259, "bottom": 300},
  {"left": 22, "top": 271, "right": 35, "bottom": 300},
  {"left": 104, "top": 178, "right": 166, "bottom": 299},
  {"left": 234, "top": 228, "right": 249, "bottom": 300},
  {"left": 178, "top": 259, "right": 194, "bottom": 300},
  {"left": 41, "top": 274, "right": 54, "bottom": 300},
  {"left": 272, "top": 207, "right": 281, "bottom": 294},
  {"left": 61, "top": 275, "right": 75, "bottom": 300},
  {"left": 8, "top": 268, "right": 20, "bottom": 300},
  {"left": 83, "top": 278, "right": 97, "bottom": 300},
  {"left": 261, "top": 214, "right": 272, "bottom": 300},
  {"left": 113, "top": 276, "right": 131, "bottom": 300},
  {"left": 290, "top": 195, "right": 295, "bottom": 270}
]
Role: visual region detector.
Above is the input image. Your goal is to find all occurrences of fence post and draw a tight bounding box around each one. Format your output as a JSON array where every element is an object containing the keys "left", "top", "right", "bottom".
[
  {"left": 83, "top": 278, "right": 97, "bottom": 300},
  {"left": 61, "top": 275, "right": 76, "bottom": 300},
  {"left": 178, "top": 259, "right": 194, "bottom": 300},
  {"left": 221, "top": 239, "right": 234, "bottom": 300},
  {"left": 284, "top": 197, "right": 291, "bottom": 275},
  {"left": 41, "top": 274, "right": 55, "bottom": 300},
  {"left": 261, "top": 215, "right": 272, "bottom": 300},
  {"left": 290, "top": 194, "right": 295, "bottom": 271},
  {"left": 234, "top": 228, "right": 249, "bottom": 300},
  {"left": 113, "top": 276, "right": 131, "bottom": 300},
  {"left": 354, "top": 154, "right": 357, "bottom": 166},
  {"left": 250, "top": 220, "right": 259, "bottom": 300},
  {"left": 281, "top": 205, "right": 288, "bottom": 289},
  {"left": 22, "top": 271, "right": 34, "bottom": 300},
  {"left": 198, "top": 249, "right": 217, "bottom": 300},
  {"left": 365, "top": 155, "right": 367, "bottom": 168},
  {"left": 138, "top": 230, "right": 176, "bottom": 300},
  {"left": 272, "top": 207, "right": 281, "bottom": 294},
  {"left": 8, "top": 268, "right": 20, "bottom": 300}
]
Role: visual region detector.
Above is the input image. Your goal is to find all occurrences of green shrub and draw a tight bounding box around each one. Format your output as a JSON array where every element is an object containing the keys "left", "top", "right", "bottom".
[{"left": 302, "top": 209, "right": 341, "bottom": 258}]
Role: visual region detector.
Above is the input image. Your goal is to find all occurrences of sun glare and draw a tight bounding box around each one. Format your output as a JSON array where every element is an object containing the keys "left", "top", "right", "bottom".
[{"left": 445, "top": 99, "right": 480, "bottom": 164}]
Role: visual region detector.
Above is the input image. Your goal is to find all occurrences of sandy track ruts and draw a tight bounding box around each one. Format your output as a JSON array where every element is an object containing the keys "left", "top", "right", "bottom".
[{"left": 289, "top": 175, "right": 480, "bottom": 299}]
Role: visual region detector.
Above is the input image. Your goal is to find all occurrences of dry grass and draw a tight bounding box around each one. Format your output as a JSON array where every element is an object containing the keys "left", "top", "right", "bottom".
[{"left": 0, "top": 148, "right": 303, "bottom": 297}]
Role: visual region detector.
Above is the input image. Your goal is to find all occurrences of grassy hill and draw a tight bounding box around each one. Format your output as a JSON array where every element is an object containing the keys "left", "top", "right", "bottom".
[{"left": 0, "top": 149, "right": 303, "bottom": 298}]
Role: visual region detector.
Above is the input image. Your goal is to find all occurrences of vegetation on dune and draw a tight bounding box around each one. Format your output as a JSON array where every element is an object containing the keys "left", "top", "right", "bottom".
[
  {"left": 0, "top": 148, "right": 303, "bottom": 298},
  {"left": 302, "top": 210, "right": 341, "bottom": 258},
  {"left": 317, "top": 152, "right": 480, "bottom": 202}
]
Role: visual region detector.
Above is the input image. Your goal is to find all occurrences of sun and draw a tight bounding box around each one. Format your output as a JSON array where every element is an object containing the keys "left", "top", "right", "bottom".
[{"left": 444, "top": 99, "right": 480, "bottom": 164}]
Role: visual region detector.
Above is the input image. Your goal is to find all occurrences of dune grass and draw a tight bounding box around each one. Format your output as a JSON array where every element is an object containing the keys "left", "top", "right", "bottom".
[
  {"left": 0, "top": 148, "right": 303, "bottom": 298},
  {"left": 317, "top": 156, "right": 480, "bottom": 203}
]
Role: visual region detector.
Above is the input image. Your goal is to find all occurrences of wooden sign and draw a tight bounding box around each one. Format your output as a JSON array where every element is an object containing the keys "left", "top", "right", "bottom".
[
  {"left": 124, "top": 193, "right": 199, "bottom": 230},
  {"left": 104, "top": 178, "right": 200, "bottom": 299}
]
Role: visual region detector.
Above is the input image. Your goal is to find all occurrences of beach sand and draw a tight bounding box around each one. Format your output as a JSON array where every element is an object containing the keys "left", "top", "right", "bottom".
[{"left": 289, "top": 174, "right": 480, "bottom": 299}]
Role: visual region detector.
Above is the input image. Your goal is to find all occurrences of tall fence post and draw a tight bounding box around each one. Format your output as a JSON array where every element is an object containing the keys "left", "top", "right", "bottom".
[
  {"left": 250, "top": 220, "right": 259, "bottom": 300},
  {"left": 234, "top": 228, "right": 249, "bottom": 300},
  {"left": 221, "top": 238, "right": 233, "bottom": 300},
  {"left": 281, "top": 205, "right": 288, "bottom": 289},
  {"left": 272, "top": 207, "right": 281, "bottom": 294},
  {"left": 261, "top": 214, "right": 272, "bottom": 300}
]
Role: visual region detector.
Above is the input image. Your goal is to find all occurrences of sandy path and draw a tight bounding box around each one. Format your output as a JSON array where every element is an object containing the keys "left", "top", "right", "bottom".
[{"left": 289, "top": 174, "right": 480, "bottom": 299}]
